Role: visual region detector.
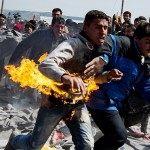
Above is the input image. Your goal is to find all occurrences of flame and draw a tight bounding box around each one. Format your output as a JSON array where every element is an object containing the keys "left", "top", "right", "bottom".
[
  {"left": 38, "top": 52, "right": 48, "bottom": 63},
  {"left": 5, "top": 54, "right": 99, "bottom": 104},
  {"left": 5, "top": 59, "right": 68, "bottom": 97}
]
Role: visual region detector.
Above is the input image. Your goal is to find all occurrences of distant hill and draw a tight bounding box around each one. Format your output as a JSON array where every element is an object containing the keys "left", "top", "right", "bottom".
[{"left": 3, "top": 9, "right": 84, "bottom": 21}]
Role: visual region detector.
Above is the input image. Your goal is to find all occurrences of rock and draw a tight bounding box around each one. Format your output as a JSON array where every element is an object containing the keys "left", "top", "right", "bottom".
[{"left": 5, "top": 104, "right": 14, "bottom": 110}]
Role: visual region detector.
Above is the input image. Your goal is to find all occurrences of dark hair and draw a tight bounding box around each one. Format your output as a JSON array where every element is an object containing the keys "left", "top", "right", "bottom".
[
  {"left": 25, "top": 20, "right": 36, "bottom": 30},
  {"left": 134, "top": 22, "right": 150, "bottom": 39},
  {"left": 84, "top": 10, "right": 108, "bottom": 26},
  {"left": 139, "top": 16, "right": 147, "bottom": 21},
  {"left": 134, "top": 17, "right": 140, "bottom": 22},
  {"left": 123, "top": 11, "right": 131, "bottom": 17},
  {"left": 0, "top": 13, "right": 6, "bottom": 19},
  {"left": 126, "top": 24, "right": 135, "bottom": 31},
  {"left": 52, "top": 8, "right": 62, "bottom": 14},
  {"left": 13, "top": 12, "right": 21, "bottom": 19},
  {"left": 66, "top": 19, "right": 74, "bottom": 25},
  {"left": 51, "top": 17, "right": 65, "bottom": 26}
]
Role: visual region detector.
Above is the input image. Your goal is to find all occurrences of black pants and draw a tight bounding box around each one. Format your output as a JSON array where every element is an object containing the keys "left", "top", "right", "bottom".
[{"left": 89, "top": 108, "right": 127, "bottom": 150}]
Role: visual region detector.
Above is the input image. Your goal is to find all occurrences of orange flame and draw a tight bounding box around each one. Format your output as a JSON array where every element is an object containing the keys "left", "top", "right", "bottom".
[
  {"left": 38, "top": 52, "right": 48, "bottom": 63},
  {"left": 5, "top": 54, "right": 99, "bottom": 104}
]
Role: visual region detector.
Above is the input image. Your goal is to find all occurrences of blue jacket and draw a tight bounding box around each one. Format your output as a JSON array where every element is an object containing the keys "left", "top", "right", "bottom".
[
  {"left": 87, "top": 35, "right": 139, "bottom": 110},
  {"left": 135, "top": 67, "right": 150, "bottom": 103}
]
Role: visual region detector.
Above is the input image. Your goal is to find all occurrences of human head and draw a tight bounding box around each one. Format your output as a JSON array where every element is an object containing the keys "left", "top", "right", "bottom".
[
  {"left": 107, "top": 16, "right": 112, "bottom": 26},
  {"left": 123, "top": 11, "right": 131, "bottom": 22},
  {"left": 122, "top": 22, "right": 131, "bottom": 30},
  {"left": 66, "top": 19, "right": 74, "bottom": 26},
  {"left": 83, "top": 10, "right": 109, "bottom": 46},
  {"left": 134, "top": 17, "right": 140, "bottom": 28},
  {"left": 25, "top": 20, "right": 36, "bottom": 34},
  {"left": 52, "top": 8, "right": 62, "bottom": 18},
  {"left": 124, "top": 24, "right": 135, "bottom": 37},
  {"left": 13, "top": 12, "right": 21, "bottom": 23},
  {"left": 139, "top": 16, "right": 147, "bottom": 23},
  {"left": 51, "top": 17, "right": 66, "bottom": 38},
  {"left": 134, "top": 22, "right": 150, "bottom": 57},
  {"left": 0, "top": 13, "right": 6, "bottom": 27}
]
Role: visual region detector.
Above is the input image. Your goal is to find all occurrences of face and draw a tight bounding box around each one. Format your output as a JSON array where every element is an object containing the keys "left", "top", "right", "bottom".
[
  {"left": 134, "top": 20, "right": 140, "bottom": 28},
  {"left": 137, "top": 37, "right": 150, "bottom": 57},
  {"left": 25, "top": 26, "right": 33, "bottom": 34},
  {"left": 108, "top": 17, "right": 112, "bottom": 26},
  {"left": 84, "top": 18, "right": 108, "bottom": 46},
  {"left": 124, "top": 27, "right": 134, "bottom": 37},
  {"left": 52, "top": 23, "right": 66, "bottom": 38},
  {"left": 0, "top": 16, "right": 6, "bottom": 27},
  {"left": 123, "top": 13, "right": 131, "bottom": 22},
  {"left": 52, "top": 11, "right": 62, "bottom": 18}
]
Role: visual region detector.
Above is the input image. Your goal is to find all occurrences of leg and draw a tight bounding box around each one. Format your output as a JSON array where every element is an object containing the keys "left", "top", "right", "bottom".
[
  {"left": 10, "top": 106, "right": 71, "bottom": 150},
  {"left": 90, "top": 109, "right": 127, "bottom": 150},
  {"left": 65, "top": 104, "right": 94, "bottom": 150},
  {"left": 141, "top": 113, "right": 149, "bottom": 134}
]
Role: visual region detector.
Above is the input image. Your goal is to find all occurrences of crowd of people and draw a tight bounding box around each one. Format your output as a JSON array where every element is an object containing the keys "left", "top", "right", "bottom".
[{"left": 0, "top": 7, "right": 149, "bottom": 150}]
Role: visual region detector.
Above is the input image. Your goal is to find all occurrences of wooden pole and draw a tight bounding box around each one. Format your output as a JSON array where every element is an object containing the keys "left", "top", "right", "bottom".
[
  {"left": 1, "top": 0, "right": 4, "bottom": 14},
  {"left": 120, "top": 0, "right": 125, "bottom": 21}
]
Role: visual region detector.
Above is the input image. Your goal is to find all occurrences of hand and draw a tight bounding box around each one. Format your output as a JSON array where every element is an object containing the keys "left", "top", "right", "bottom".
[
  {"left": 61, "top": 74, "right": 86, "bottom": 95},
  {"left": 107, "top": 69, "right": 123, "bottom": 81},
  {"left": 84, "top": 57, "right": 106, "bottom": 78}
]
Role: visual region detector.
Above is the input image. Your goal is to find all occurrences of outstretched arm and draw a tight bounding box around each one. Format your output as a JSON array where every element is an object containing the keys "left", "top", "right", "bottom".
[{"left": 94, "top": 69, "right": 123, "bottom": 84}]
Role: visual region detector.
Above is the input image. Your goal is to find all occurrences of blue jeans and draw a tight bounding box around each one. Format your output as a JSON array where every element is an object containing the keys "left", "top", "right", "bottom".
[{"left": 10, "top": 104, "right": 94, "bottom": 150}]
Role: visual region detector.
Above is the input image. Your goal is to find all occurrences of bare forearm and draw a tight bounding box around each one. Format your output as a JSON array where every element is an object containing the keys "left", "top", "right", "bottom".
[{"left": 94, "top": 72, "right": 109, "bottom": 84}]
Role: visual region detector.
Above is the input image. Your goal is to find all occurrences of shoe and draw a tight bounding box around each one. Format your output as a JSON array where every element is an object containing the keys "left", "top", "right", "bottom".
[{"left": 4, "top": 130, "right": 20, "bottom": 150}]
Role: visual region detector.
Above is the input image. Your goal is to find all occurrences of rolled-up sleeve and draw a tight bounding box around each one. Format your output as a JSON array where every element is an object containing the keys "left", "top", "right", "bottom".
[{"left": 39, "top": 40, "right": 75, "bottom": 82}]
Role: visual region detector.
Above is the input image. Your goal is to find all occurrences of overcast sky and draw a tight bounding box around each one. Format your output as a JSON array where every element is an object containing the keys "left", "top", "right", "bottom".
[{"left": 3, "top": 0, "right": 150, "bottom": 21}]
